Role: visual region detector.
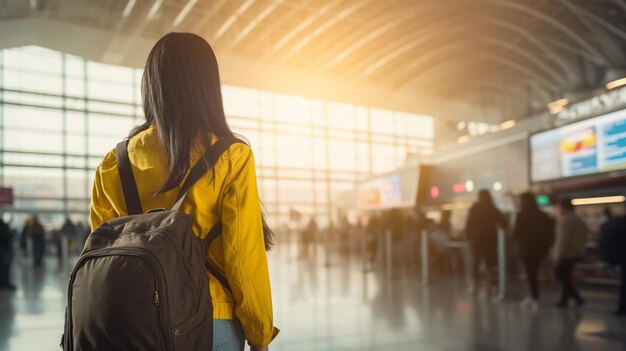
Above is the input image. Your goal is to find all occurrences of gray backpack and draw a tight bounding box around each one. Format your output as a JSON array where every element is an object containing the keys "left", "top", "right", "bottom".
[{"left": 62, "top": 137, "right": 240, "bottom": 350}]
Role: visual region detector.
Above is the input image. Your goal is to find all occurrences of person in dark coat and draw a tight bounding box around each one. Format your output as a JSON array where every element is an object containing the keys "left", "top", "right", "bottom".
[
  {"left": 26, "top": 216, "right": 46, "bottom": 268},
  {"left": 300, "top": 216, "right": 317, "bottom": 259},
  {"left": 0, "top": 217, "right": 16, "bottom": 290},
  {"left": 465, "top": 189, "right": 507, "bottom": 293},
  {"left": 553, "top": 199, "right": 588, "bottom": 308},
  {"left": 58, "top": 217, "right": 77, "bottom": 261},
  {"left": 366, "top": 214, "right": 382, "bottom": 267},
  {"left": 598, "top": 200, "right": 626, "bottom": 315},
  {"left": 512, "top": 192, "right": 555, "bottom": 309}
]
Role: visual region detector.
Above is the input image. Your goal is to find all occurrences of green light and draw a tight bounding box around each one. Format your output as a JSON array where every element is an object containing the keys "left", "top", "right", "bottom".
[{"left": 536, "top": 194, "right": 550, "bottom": 206}]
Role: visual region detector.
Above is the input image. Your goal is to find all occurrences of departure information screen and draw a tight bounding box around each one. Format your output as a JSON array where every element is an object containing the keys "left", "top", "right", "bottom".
[
  {"left": 357, "top": 167, "right": 419, "bottom": 210},
  {"left": 530, "top": 108, "right": 626, "bottom": 182}
]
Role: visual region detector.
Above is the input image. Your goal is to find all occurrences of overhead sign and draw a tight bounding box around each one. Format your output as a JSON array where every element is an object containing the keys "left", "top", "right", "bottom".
[
  {"left": 555, "top": 86, "right": 626, "bottom": 125},
  {"left": 0, "top": 187, "right": 13, "bottom": 206},
  {"left": 530, "top": 108, "right": 626, "bottom": 183},
  {"left": 357, "top": 168, "right": 419, "bottom": 210}
]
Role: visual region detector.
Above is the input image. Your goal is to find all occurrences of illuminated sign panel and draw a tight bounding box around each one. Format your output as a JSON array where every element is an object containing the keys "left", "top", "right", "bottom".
[
  {"left": 530, "top": 108, "right": 626, "bottom": 182},
  {"left": 555, "top": 86, "right": 626, "bottom": 125}
]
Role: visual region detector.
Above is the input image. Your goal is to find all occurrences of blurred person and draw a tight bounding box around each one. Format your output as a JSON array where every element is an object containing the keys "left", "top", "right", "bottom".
[
  {"left": 553, "top": 199, "right": 587, "bottom": 308},
  {"left": 87, "top": 33, "right": 278, "bottom": 350},
  {"left": 598, "top": 199, "right": 626, "bottom": 315},
  {"left": 0, "top": 216, "right": 16, "bottom": 290},
  {"left": 19, "top": 217, "right": 31, "bottom": 258},
  {"left": 385, "top": 209, "right": 406, "bottom": 267},
  {"left": 366, "top": 214, "right": 382, "bottom": 267},
  {"left": 58, "top": 216, "right": 77, "bottom": 259},
  {"left": 26, "top": 215, "right": 46, "bottom": 268},
  {"left": 338, "top": 214, "right": 351, "bottom": 255},
  {"left": 300, "top": 216, "right": 317, "bottom": 259},
  {"left": 430, "top": 211, "right": 453, "bottom": 275},
  {"left": 512, "top": 192, "right": 555, "bottom": 309},
  {"left": 465, "top": 189, "right": 507, "bottom": 294},
  {"left": 75, "top": 221, "right": 87, "bottom": 252}
]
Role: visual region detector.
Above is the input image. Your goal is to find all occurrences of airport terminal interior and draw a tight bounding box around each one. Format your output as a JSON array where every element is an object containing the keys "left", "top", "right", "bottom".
[{"left": 1, "top": 0, "right": 626, "bottom": 350}]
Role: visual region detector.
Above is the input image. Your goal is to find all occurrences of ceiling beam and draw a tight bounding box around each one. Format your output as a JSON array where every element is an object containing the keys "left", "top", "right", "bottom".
[
  {"left": 192, "top": 0, "right": 228, "bottom": 34},
  {"left": 396, "top": 53, "right": 558, "bottom": 97},
  {"left": 260, "top": 0, "right": 346, "bottom": 61},
  {"left": 486, "top": 18, "right": 574, "bottom": 82},
  {"left": 558, "top": 0, "right": 624, "bottom": 64},
  {"left": 272, "top": 0, "right": 370, "bottom": 64},
  {"left": 173, "top": 0, "right": 198, "bottom": 27},
  {"left": 220, "top": 0, "right": 284, "bottom": 52},
  {"left": 314, "top": 2, "right": 448, "bottom": 73},
  {"left": 489, "top": 0, "right": 608, "bottom": 65},
  {"left": 354, "top": 17, "right": 465, "bottom": 80},
  {"left": 211, "top": 0, "right": 257, "bottom": 43}
]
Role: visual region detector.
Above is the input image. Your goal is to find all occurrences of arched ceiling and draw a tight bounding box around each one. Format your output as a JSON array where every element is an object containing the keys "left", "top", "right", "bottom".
[{"left": 1, "top": 0, "right": 626, "bottom": 123}]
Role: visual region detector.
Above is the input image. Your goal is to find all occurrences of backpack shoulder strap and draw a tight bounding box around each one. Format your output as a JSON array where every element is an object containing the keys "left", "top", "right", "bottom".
[
  {"left": 172, "top": 137, "right": 243, "bottom": 212},
  {"left": 204, "top": 222, "right": 232, "bottom": 293},
  {"left": 115, "top": 140, "right": 143, "bottom": 215}
]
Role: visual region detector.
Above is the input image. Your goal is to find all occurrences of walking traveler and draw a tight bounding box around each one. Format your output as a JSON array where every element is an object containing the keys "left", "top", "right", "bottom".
[
  {"left": 72, "top": 33, "right": 278, "bottom": 351},
  {"left": 57, "top": 217, "right": 76, "bottom": 262},
  {"left": 598, "top": 200, "right": 626, "bottom": 315},
  {"left": 27, "top": 215, "right": 46, "bottom": 268},
  {"left": 553, "top": 199, "right": 588, "bottom": 308},
  {"left": 512, "top": 192, "right": 555, "bottom": 309},
  {"left": 465, "top": 190, "right": 507, "bottom": 294}
]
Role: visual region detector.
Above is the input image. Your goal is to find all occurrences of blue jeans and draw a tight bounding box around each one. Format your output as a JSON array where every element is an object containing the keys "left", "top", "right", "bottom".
[{"left": 213, "top": 319, "right": 245, "bottom": 351}]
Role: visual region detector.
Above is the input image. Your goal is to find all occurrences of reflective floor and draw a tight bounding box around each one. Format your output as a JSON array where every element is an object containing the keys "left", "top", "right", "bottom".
[{"left": 1, "top": 241, "right": 626, "bottom": 351}]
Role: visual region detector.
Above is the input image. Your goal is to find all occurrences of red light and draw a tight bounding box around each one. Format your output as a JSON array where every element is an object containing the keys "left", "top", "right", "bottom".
[
  {"left": 452, "top": 183, "right": 466, "bottom": 193},
  {"left": 430, "top": 186, "right": 440, "bottom": 198}
]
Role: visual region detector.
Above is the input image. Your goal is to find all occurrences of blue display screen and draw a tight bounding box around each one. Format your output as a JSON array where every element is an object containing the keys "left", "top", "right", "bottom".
[{"left": 530, "top": 109, "right": 626, "bottom": 182}]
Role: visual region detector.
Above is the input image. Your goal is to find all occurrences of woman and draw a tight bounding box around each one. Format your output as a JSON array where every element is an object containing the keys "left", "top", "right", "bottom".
[
  {"left": 90, "top": 33, "right": 278, "bottom": 351},
  {"left": 512, "top": 192, "right": 555, "bottom": 309}
]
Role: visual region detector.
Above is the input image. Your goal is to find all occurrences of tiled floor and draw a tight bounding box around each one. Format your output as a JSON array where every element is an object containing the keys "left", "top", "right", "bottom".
[{"left": 1, "top": 241, "right": 626, "bottom": 350}]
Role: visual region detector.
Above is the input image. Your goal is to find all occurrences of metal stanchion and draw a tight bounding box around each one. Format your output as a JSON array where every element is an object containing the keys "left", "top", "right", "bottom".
[
  {"left": 464, "top": 243, "right": 472, "bottom": 288},
  {"left": 421, "top": 230, "right": 429, "bottom": 285},
  {"left": 361, "top": 232, "right": 368, "bottom": 272},
  {"left": 496, "top": 229, "right": 506, "bottom": 300},
  {"left": 385, "top": 230, "right": 392, "bottom": 278},
  {"left": 324, "top": 229, "right": 331, "bottom": 267}
]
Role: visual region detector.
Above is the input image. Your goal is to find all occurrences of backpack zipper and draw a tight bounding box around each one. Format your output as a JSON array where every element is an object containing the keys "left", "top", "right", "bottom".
[
  {"left": 67, "top": 248, "right": 173, "bottom": 350},
  {"left": 153, "top": 230, "right": 200, "bottom": 307}
]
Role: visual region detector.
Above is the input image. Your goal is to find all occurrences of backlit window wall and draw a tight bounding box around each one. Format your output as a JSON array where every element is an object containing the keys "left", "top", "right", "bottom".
[{"left": 0, "top": 46, "right": 433, "bottom": 227}]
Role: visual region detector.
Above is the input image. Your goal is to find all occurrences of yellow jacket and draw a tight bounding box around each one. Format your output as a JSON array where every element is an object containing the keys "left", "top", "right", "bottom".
[{"left": 90, "top": 126, "right": 279, "bottom": 346}]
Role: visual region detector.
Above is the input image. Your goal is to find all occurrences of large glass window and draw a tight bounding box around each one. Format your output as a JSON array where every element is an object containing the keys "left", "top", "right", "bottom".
[{"left": 0, "top": 45, "right": 434, "bottom": 228}]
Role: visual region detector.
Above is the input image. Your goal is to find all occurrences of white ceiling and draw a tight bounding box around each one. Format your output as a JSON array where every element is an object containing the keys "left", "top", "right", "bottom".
[{"left": 1, "top": 0, "right": 626, "bottom": 123}]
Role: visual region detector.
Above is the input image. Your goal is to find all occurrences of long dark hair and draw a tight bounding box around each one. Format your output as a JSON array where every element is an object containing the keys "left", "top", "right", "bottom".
[{"left": 131, "top": 32, "right": 273, "bottom": 250}]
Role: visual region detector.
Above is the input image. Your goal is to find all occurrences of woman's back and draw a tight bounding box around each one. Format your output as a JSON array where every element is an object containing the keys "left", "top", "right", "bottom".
[
  {"left": 91, "top": 127, "right": 278, "bottom": 347},
  {"left": 89, "top": 32, "right": 278, "bottom": 349}
]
